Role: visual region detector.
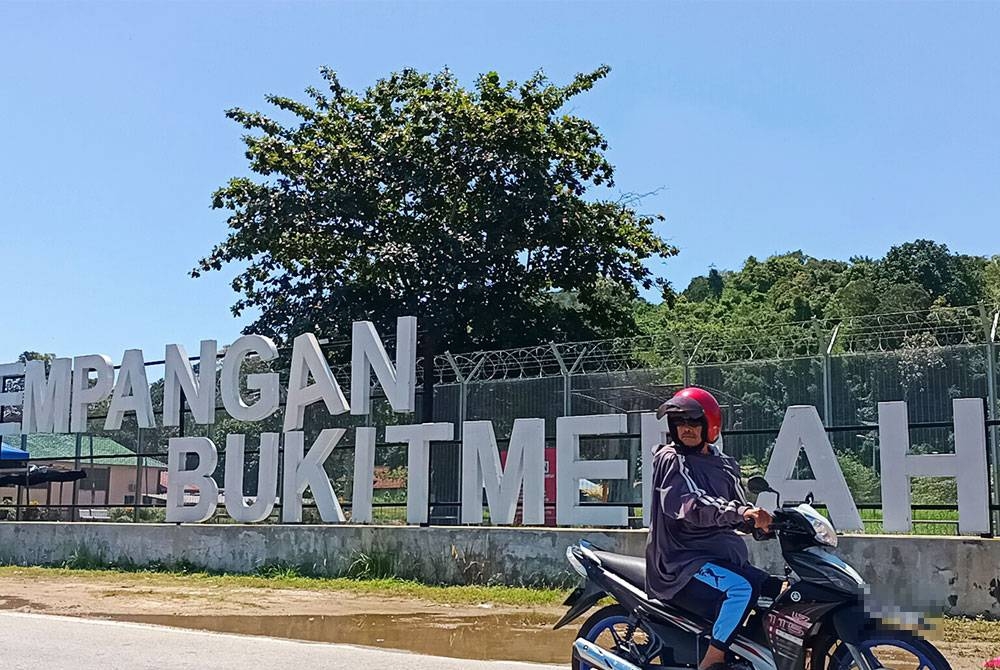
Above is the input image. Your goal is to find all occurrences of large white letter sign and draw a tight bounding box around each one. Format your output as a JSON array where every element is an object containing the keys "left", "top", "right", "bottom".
[
  {"left": 224, "top": 433, "right": 280, "bottom": 523},
  {"left": 384, "top": 422, "right": 454, "bottom": 524},
  {"left": 164, "top": 340, "right": 218, "bottom": 426},
  {"left": 350, "top": 317, "right": 417, "bottom": 415},
  {"left": 460, "top": 419, "right": 545, "bottom": 525},
  {"left": 166, "top": 437, "right": 220, "bottom": 523},
  {"left": 556, "top": 414, "right": 629, "bottom": 527},
  {"left": 70, "top": 354, "right": 114, "bottom": 432},
  {"left": 350, "top": 427, "right": 377, "bottom": 524},
  {"left": 640, "top": 412, "right": 671, "bottom": 527},
  {"left": 283, "top": 333, "right": 350, "bottom": 431},
  {"left": 879, "top": 399, "right": 990, "bottom": 533},
  {"left": 765, "top": 406, "right": 863, "bottom": 531},
  {"left": 0, "top": 361, "right": 25, "bottom": 436},
  {"left": 281, "top": 429, "right": 347, "bottom": 523},
  {"left": 105, "top": 349, "right": 155, "bottom": 430},
  {"left": 22, "top": 358, "right": 72, "bottom": 434},
  {"left": 220, "top": 335, "right": 280, "bottom": 422}
]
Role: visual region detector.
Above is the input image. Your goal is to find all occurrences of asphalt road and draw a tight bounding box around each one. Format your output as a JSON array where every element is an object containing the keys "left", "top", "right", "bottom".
[{"left": 1, "top": 611, "right": 567, "bottom": 670}]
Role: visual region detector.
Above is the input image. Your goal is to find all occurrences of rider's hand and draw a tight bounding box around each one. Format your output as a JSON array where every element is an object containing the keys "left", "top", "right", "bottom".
[{"left": 743, "top": 507, "right": 773, "bottom": 533}]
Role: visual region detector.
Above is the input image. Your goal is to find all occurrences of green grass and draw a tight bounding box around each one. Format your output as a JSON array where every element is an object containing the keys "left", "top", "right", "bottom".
[
  {"left": 942, "top": 615, "right": 1000, "bottom": 641},
  {"left": 0, "top": 564, "right": 570, "bottom": 607},
  {"left": 857, "top": 508, "right": 961, "bottom": 535}
]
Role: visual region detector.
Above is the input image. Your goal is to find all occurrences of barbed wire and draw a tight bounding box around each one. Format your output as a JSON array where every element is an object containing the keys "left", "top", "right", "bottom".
[
  {"left": 421, "top": 304, "right": 997, "bottom": 384},
  {"left": 188, "top": 304, "right": 996, "bottom": 387}
]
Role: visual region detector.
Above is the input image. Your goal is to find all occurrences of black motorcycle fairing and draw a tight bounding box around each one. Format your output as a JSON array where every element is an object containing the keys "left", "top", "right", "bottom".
[
  {"left": 758, "top": 578, "right": 862, "bottom": 670},
  {"left": 830, "top": 603, "right": 894, "bottom": 646},
  {"left": 784, "top": 547, "right": 865, "bottom": 596},
  {"left": 554, "top": 579, "right": 609, "bottom": 630},
  {"left": 641, "top": 619, "right": 703, "bottom": 666},
  {"left": 765, "top": 598, "right": 844, "bottom": 670},
  {"left": 773, "top": 580, "right": 858, "bottom": 611}
]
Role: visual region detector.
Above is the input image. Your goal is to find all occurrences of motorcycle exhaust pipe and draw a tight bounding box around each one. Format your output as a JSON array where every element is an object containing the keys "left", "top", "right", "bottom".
[{"left": 573, "top": 638, "right": 642, "bottom": 670}]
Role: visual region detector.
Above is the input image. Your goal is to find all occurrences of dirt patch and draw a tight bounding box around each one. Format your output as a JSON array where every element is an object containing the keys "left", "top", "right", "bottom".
[{"left": 0, "top": 572, "right": 560, "bottom": 619}]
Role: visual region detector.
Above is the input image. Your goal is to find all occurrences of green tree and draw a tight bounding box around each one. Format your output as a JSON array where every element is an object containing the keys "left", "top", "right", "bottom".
[
  {"left": 194, "top": 66, "right": 674, "bottom": 353},
  {"left": 877, "top": 239, "right": 985, "bottom": 307},
  {"left": 984, "top": 256, "right": 1000, "bottom": 306},
  {"left": 879, "top": 282, "right": 932, "bottom": 313},
  {"left": 683, "top": 268, "right": 725, "bottom": 302},
  {"left": 18, "top": 351, "right": 55, "bottom": 365},
  {"left": 832, "top": 278, "right": 880, "bottom": 317},
  {"left": 2, "top": 352, "right": 57, "bottom": 426}
]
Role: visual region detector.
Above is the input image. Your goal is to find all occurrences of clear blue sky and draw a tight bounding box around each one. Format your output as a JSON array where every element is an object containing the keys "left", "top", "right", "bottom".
[{"left": 1, "top": 1, "right": 998, "bottom": 363}]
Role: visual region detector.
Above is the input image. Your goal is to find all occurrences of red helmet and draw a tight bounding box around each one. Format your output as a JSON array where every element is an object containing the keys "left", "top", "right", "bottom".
[{"left": 656, "top": 387, "right": 723, "bottom": 444}]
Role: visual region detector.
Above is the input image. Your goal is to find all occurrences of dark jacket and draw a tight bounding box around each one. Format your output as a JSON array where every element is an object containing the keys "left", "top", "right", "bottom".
[{"left": 645, "top": 442, "right": 752, "bottom": 601}]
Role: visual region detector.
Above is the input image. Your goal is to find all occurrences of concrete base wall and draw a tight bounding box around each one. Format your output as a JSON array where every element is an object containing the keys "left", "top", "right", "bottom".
[{"left": 1, "top": 523, "right": 997, "bottom": 617}]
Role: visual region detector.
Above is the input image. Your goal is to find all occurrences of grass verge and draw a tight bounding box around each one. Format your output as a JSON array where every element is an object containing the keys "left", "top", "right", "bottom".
[{"left": 0, "top": 564, "right": 569, "bottom": 607}]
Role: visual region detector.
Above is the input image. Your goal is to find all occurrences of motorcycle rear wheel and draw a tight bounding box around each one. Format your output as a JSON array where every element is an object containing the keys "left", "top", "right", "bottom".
[{"left": 572, "top": 604, "right": 668, "bottom": 670}]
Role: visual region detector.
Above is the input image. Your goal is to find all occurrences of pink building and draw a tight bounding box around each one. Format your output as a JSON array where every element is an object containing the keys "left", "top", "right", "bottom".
[{"left": 0, "top": 434, "right": 166, "bottom": 518}]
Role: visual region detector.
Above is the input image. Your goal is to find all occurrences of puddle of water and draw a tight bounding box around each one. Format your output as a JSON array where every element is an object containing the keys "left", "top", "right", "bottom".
[{"left": 106, "top": 612, "right": 578, "bottom": 663}]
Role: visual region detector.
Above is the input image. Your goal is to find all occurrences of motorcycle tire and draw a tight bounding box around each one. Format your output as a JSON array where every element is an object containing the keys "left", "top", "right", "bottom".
[
  {"left": 810, "top": 628, "right": 951, "bottom": 670},
  {"left": 571, "top": 603, "right": 656, "bottom": 670}
]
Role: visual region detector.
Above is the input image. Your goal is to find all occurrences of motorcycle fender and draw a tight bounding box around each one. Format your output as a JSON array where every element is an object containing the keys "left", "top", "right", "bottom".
[
  {"left": 831, "top": 604, "right": 871, "bottom": 645},
  {"left": 553, "top": 580, "right": 607, "bottom": 630}
]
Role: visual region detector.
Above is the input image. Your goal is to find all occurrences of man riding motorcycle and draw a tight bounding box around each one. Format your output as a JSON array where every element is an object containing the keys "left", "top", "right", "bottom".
[{"left": 646, "top": 387, "right": 775, "bottom": 670}]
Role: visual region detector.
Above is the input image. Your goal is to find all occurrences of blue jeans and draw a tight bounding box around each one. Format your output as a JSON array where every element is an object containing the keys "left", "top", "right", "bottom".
[{"left": 674, "top": 561, "right": 768, "bottom": 650}]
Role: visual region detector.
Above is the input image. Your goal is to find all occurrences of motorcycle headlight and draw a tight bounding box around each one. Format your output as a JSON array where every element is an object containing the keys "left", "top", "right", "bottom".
[
  {"left": 811, "top": 516, "right": 838, "bottom": 547},
  {"left": 797, "top": 504, "right": 839, "bottom": 547},
  {"left": 566, "top": 546, "right": 588, "bottom": 578}
]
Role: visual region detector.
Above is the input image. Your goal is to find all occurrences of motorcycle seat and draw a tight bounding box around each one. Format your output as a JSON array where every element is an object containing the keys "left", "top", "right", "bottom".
[
  {"left": 592, "top": 550, "right": 778, "bottom": 618},
  {"left": 593, "top": 550, "right": 647, "bottom": 589},
  {"left": 592, "top": 552, "right": 709, "bottom": 624}
]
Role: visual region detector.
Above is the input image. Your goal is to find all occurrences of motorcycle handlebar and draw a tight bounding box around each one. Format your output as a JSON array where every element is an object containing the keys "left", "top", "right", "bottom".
[{"left": 746, "top": 509, "right": 798, "bottom": 540}]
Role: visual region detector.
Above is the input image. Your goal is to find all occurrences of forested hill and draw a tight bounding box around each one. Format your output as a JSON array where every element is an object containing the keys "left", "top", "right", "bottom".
[{"left": 638, "top": 239, "right": 1000, "bottom": 336}]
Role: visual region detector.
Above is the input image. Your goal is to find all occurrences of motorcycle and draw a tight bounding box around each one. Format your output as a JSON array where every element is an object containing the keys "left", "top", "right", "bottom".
[{"left": 555, "top": 475, "right": 949, "bottom": 670}]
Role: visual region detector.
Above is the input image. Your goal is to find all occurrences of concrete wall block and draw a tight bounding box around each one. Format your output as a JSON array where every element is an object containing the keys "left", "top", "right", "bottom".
[{"left": 1, "top": 524, "right": 998, "bottom": 617}]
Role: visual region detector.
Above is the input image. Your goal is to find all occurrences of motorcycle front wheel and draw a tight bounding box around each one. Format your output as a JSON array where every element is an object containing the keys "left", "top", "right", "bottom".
[{"left": 813, "top": 628, "right": 951, "bottom": 670}]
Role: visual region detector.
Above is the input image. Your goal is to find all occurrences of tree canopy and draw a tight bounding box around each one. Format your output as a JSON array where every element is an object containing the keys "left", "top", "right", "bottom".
[
  {"left": 194, "top": 66, "right": 674, "bottom": 351},
  {"left": 643, "top": 240, "right": 999, "bottom": 337}
]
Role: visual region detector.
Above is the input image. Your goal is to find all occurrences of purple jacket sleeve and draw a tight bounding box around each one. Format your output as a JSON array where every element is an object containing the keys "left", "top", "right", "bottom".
[{"left": 655, "top": 451, "right": 751, "bottom": 529}]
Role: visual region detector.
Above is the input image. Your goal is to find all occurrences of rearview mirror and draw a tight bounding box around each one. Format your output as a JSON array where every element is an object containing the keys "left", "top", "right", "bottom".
[{"left": 746, "top": 476, "right": 772, "bottom": 495}]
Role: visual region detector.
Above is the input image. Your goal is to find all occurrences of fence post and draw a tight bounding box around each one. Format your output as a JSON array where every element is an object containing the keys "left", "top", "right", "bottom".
[
  {"left": 550, "top": 344, "right": 573, "bottom": 416},
  {"left": 820, "top": 323, "right": 840, "bottom": 427},
  {"left": 70, "top": 433, "right": 81, "bottom": 522},
  {"left": 442, "top": 351, "right": 485, "bottom": 522},
  {"left": 443, "top": 352, "right": 467, "bottom": 440},
  {"left": 671, "top": 334, "right": 690, "bottom": 387},
  {"left": 981, "top": 306, "right": 999, "bottom": 534},
  {"left": 133, "top": 426, "right": 143, "bottom": 522},
  {"left": 15, "top": 434, "right": 28, "bottom": 521}
]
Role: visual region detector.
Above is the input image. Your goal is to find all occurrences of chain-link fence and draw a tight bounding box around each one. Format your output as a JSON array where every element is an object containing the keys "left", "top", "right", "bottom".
[{"left": 2, "top": 305, "right": 998, "bottom": 534}]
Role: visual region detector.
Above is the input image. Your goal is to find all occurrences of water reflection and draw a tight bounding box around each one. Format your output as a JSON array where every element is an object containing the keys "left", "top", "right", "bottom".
[{"left": 107, "top": 612, "right": 577, "bottom": 663}]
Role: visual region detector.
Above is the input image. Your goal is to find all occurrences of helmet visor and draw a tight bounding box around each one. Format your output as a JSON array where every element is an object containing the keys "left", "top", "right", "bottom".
[{"left": 656, "top": 395, "right": 706, "bottom": 421}]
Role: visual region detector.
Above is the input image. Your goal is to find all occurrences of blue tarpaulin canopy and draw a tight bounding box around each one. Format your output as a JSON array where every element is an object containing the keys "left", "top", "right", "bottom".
[{"left": 0, "top": 442, "right": 29, "bottom": 462}]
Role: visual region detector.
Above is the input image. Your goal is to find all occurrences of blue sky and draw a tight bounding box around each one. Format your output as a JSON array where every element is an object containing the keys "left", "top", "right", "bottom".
[{"left": 1, "top": 1, "right": 998, "bottom": 363}]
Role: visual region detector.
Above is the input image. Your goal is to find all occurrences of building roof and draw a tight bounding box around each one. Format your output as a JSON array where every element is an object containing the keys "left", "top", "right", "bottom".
[{"left": 1, "top": 434, "right": 166, "bottom": 469}]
